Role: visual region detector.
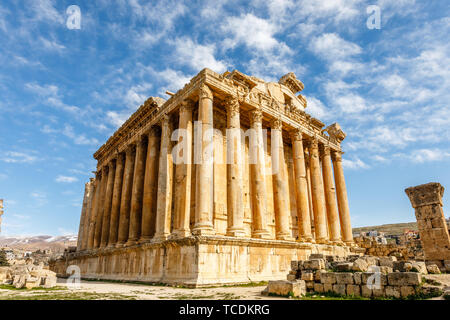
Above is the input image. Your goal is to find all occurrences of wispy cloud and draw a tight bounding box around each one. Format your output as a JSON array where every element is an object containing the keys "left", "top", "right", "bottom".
[{"left": 55, "top": 175, "right": 78, "bottom": 183}]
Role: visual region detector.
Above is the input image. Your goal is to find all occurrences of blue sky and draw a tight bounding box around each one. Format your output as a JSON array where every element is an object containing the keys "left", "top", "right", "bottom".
[{"left": 0, "top": 0, "right": 449, "bottom": 236}]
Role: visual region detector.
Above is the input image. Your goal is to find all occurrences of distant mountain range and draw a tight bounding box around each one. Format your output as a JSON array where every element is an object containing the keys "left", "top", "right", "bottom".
[{"left": 0, "top": 235, "right": 77, "bottom": 252}]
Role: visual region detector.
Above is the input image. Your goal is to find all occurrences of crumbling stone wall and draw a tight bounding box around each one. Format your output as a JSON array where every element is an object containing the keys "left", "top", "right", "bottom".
[
  {"left": 405, "top": 183, "right": 450, "bottom": 267},
  {"left": 354, "top": 236, "right": 423, "bottom": 260}
]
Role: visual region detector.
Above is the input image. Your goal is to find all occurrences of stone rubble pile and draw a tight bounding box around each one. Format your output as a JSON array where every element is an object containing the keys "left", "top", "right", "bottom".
[
  {"left": 263, "top": 254, "right": 446, "bottom": 298},
  {"left": 0, "top": 259, "right": 57, "bottom": 289}
]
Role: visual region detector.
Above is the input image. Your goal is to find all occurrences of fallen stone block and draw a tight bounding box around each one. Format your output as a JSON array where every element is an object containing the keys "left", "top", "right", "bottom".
[
  {"left": 303, "top": 259, "right": 325, "bottom": 270},
  {"left": 352, "top": 258, "right": 369, "bottom": 272},
  {"left": 379, "top": 256, "right": 396, "bottom": 268},
  {"left": 387, "top": 272, "right": 421, "bottom": 286},
  {"left": 334, "top": 262, "right": 353, "bottom": 272},
  {"left": 266, "top": 280, "right": 307, "bottom": 297},
  {"left": 314, "top": 270, "right": 326, "bottom": 281},
  {"left": 287, "top": 274, "right": 297, "bottom": 281},
  {"left": 305, "top": 280, "right": 314, "bottom": 290},
  {"left": 444, "top": 260, "right": 450, "bottom": 273},
  {"left": 411, "top": 261, "right": 427, "bottom": 274},
  {"left": 301, "top": 271, "right": 314, "bottom": 281},
  {"left": 379, "top": 266, "right": 393, "bottom": 274},
  {"left": 290, "top": 260, "right": 299, "bottom": 271},
  {"left": 426, "top": 264, "right": 441, "bottom": 274}
]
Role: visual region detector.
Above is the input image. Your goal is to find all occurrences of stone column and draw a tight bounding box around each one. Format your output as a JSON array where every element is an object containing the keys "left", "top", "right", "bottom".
[
  {"left": 290, "top": 129, "right": 313, "bottom": 242},
  {"left": 100, "top": 160, "right": 116, "bottom": 247},
  {"left": 304, "top": 146, "right": 315, "bottom": 238},
  {"left": 271, "top": 119, "right": 292, "bottom": 240},
  {"left": 173, "top": 101, "right": 194, "bottom": 238},
  {"left": 224, "top": 97, "right": 245, "bottom": 237},
  {"left": 77, "top": 180, "right": 90, "bottom": 251},
  {"left": 107, "top": 153, "right": 125, "bottom": 247},
  {"left": 309, "top": 138, "right": 328, "bottom": 243},
  {"left": 249, "top": 109, "right": 270, "bottom": 239},
  {"left": 321, "top": 145, "right": 341, "bottom": 243},
  {"left": 153, "top": 115, "right": 174, "bottom": 241},
  {"left": 140, "top": 127, "right": 161, "bottom": 242},
  {"left": 94, "top": 165, "right": 108, "bottom": 248},
  {"left": 87, "top": 174, "right": 100, "bottom": 249},
  {"left": 116, "top": 145, "right": 135, "bottom": 247},
  {"left": 405, "top": 182, "right": 450, "bottom": 262},
  {"left": 81, "top": 178, "right": 95, "bottom": 250},
  {"left": 193, "top": 84, "right": 215, "bottom": 236},
  {"left": 332, "top": 151, "right": 353, "bottom": 244},
  {"left": 126, "top": 137, "right": 147, "bottom": 245}
]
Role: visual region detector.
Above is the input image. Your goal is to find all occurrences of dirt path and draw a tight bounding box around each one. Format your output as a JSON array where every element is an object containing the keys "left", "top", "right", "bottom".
[{"left": 0, "top": 279, "right": 284, "bottom": 300}]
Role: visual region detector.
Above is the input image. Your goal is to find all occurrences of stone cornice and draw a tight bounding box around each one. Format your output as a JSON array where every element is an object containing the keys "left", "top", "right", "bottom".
[{"left": 93, "top": 68, "right": 342, "bottom": 168}]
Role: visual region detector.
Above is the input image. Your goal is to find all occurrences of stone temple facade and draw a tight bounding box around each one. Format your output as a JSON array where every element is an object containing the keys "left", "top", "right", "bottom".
[{"left": 51, "top": 69, "right": 355, "bottom": 287}]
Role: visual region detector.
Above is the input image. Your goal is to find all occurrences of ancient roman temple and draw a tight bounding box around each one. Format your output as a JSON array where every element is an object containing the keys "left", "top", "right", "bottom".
[{"left": 51, "top": 69, "right": 356, "bottom": 286}]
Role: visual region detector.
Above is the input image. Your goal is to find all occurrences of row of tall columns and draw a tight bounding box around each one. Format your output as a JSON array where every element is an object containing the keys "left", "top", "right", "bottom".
[{"left": 78, "top": 85, "right": 353, "bottom": 250}]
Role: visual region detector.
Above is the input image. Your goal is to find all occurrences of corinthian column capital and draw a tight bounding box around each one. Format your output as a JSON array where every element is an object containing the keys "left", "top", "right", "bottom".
[
  {"left": 290, "top": 128, "right": 303, "bottom": 141},
  {"left": 224, "top": 96, "right": 240, "bottom": 116},
  {"left": 271, "top": 118, "right": 282, "bottom": 130},
  {"left": 332, "top": 150, "right": 343, "bottom": 162},
  {"left": 249, "top": 109, "right": 263, "bottom": 126},
  {"left": 199, "top": 84, "right": 213, "bottom": 100},
  {"left": 180, "top": 99, "right": 195, "bottom": 114}
]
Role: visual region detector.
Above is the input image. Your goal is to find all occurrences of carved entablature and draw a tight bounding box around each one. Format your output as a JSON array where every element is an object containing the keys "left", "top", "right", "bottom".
[
  {"left": 225, "top": 70, "right": 258, "bottom": 92},
  {"left": 278, "top": 72, "right": 304, "bottom": 94},
  {"left": 325, "top": 123, "right": 346, "bottom": 144}
]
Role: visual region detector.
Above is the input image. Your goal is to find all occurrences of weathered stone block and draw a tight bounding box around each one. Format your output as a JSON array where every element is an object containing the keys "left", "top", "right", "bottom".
[
  {"left": 372, "top": 285, "right": 385, "bottom": 297},
  {"left": 385, "top": 286, "right": 401, "bottom": 298},
  {"left": 444, "top": 260, "right": 450, "bottom": 272},
  {"left": 320, "top": 272, "right": 336, "bottom": 284},
  {"left": 303, "top": 259, "right": 325, "bottom": 270},
  {"left": 332, "top": 284, "right": 346, "bottom": 295},
  {"left": 305, "top": 280, "right": 314, "bottom": 289},
  {"left": 379, "top": 266, "right": 393, "bottom": 274},
  {"left": 346, "top": 284, "right": 360, "bottom": 296},
  {"left": 301, "top": 271, "right": 314, "bottom": 281},
  {"left": 352, "top": 258, "right": 369, "bottom": 272},
  {"left": 362, "top": 272, "right": 388, "bottom": 286},
  {"left": 309, "top": 254, "right": 325, "bottom": 259},
  {"left": 314, "top": 270, "right": 325, "bottom": 281},
  {"left": 290, "top": 260, "right": 299, "bottom": 271},
  {"left": 426, "top": 264, "right": 441, "bottom": 274},
  {"left": 266, "top": 280, "right": 306, "bottom": 297},
  {"left": 335, "top": 272, "right": 354, "bottom": 284},
  {"left": 361, "top": 285, "right": 372, "bottom": 297},
  {"left": 334, "top": 262, "right": 353, "bottom": 272},
  {"left": 411, "top": 261, "right": 427, "bottom": 274},
  {"left": 353, "top": 272, "right": 362, "bottom": 285},
  {"left": 313, "top": 283, "right": 324, "bottom": 293},
  {"left": 387, "top": 272, "right": 421, "bottom": 286},
  {"left": 400, "top": 286, "right": 416, "bottom": 298},
  {"left": 379, "top": 256, "right": 396, "bottom": 268},
  {"left": 323, "top": 283, "right": 333, "bottom": 292},
  {"left": 287, "top": 274, "right": 297, "bottom": 281}
]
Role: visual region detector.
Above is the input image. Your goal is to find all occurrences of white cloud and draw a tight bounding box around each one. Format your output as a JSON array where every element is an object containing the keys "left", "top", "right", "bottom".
[
  {"left": 309, "top": 33, "right": 362, "bottom": 60},
  {"left": 342, "top": 157, "right": 369, "bottom": 170},
  {"left": 1, "top": 151, "right": 39, "bottom": 163},
  {"left": 222, "top": 13, "right": 282, "bottom": 52},
  {"left": 62, "top": 124, "right": 99, "bottom": 146},
  {"left": 55, "top": 175, "right": 78, "bottom": 183},
  {"left": 304, "top": 96, "right": 332, "bottom": 120},
  {"left": 404, "top": 149, "right": 450, "bottom": 163},
  {"left": 172, "top": 38, "right": 227, "bottom": 73}
]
